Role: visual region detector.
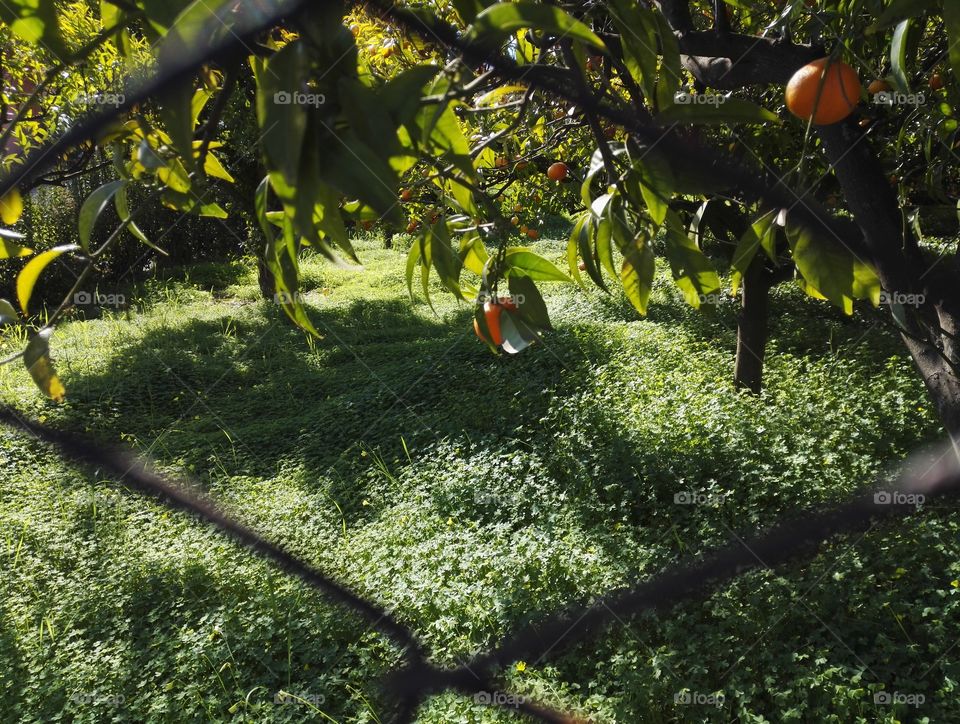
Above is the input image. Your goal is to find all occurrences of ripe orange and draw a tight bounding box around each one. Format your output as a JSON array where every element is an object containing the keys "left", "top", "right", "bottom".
[
  {"left": 526, "top": 228, "right": 540, "bottom": 240},
  {"left": 510, "top": 215, "right": 520, "bottom": 226},
  {"left": 399, "top": 188, "right": 413, "bottom": 202},
  {"left": 547, "top": 162, "right": 569, "bottom": 181},
  {"left": 406, "top": 221, "right": 418, "bottom": 233},
  {"left": 930, "top": 73, "right": 945, "bottom": 91},
  {"left": 867, "top": 79, "right": 891, "bottom": 95},
  {"left": 474, "top": 298, "right": 518, "bottom": 346},
  {"left": 785, "top": 57, "right": 861, "bottom": 125},
  {"left": 495, "top": 156, "right": 508, "bottom": 168}
]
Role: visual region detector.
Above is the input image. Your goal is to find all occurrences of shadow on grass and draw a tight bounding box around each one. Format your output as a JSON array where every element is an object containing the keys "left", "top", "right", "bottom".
[{"left": 60, "top": 296, "right": 605, "bottom": 493}]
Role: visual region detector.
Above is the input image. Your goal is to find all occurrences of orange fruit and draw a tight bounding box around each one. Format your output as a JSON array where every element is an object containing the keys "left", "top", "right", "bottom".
[
  {"left": 526, "top": 228, "right": 540, "bottom": 240},
  {"left": 474, "top": 299, "right": 519, "bottom": 346},
  {"left": 406, "top": 221, "right": 418, "bottom": 233},
  {"left": 510, "top": 216, "right": 519, "bottom": 226},
  {"left": 785, "top": 57, "right": 861, "bottom": 125},
  {"left": 867, "top": 79, "right": 891, "bottom": 95},
  {"left": 399, "top": 188, "right": 413, "bottom": 202},
  {"left": 495, "top": 156, "right": 508, "bottom": 168},
  {"left": 930, "top": 73, "right": 945, "bottom": 91},
  {"left": 547, "top": 162, "right": 569, "bottom": 181}
]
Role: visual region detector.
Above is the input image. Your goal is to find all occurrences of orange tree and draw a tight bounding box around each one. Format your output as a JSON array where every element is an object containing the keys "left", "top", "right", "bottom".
[{"left": 1, "top": 0, "right": 960, "bottom": 433}]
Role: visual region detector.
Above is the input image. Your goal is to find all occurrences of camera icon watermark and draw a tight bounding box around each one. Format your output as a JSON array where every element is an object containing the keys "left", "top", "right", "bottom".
[
  {"left": 879, "top": 290, "right": 925, "bottom": 307},
  {"left": 475, "top": 293, "right": 525, "bottom": 307},
  {"left": 874, "top": 91, "right": 926, "bottom": 107},
  {"left": 274, "top": 691, "right": 326, "bottom": 707},
  {"left": 273, "top": 90, "right": 326, "bottom": 107},
  {"left": 874, "top": 690, "right": 925, "bottom": 707},
  {"left": 474, "top": 691, "right": 526, "bottom": 708},
  {"left": 74, "top": 291, "right": 125, "bottom": 308},
  {"left": 674, "top": 491, "right": 729, "bottom": 507},
  {"left": 674, "top": 90, "right": 728, "bottom": 106},
  {"left": 873, "top": 490, "right": 925, "bottom": 508},
  {"left": 674, "top": 690, "right": 725, "bottom": 708}
]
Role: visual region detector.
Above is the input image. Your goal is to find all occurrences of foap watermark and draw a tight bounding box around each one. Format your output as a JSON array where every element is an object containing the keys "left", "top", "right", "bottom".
[
  {"left": 69, "top": 692, "right": 125, "bottom": 708},
  {"left": 73, "top": 91, "right": 126, "bottom": 108},
  {"left": 274, "top": 691, "right": 326, "bottom": 707},
  {"left": 674, "top": 690, "right": 725, "bottom": 708},
  {"left": 273, "top": 90, "right": 325, "bottom": 107},
  {"left": 874, "top": 690, "right": 925, "bottom": 707},
  {"left": 874, "top": 91, "right": 926, "bottom": 108},
  {"left": 74, "top": 291, "right": 125, "bottom": 308},
  {"left": 879, "top": 290, "right": 925, "bottom": 307},
  {"left": 674, "top": 90, "right": 728, "bottom": 106},
  {"left": 873, "top": 490, "right": 925, "bottom": 508},
  {"left": 474, "top": 691, "right": 526, "bottom": 708},
  {"left": 674, "top": 491, "right": 730, "bottom": 507},
  {"left": 274, "top": 291, "right": 308, "bottom": 305},
  {"left": 475, "top": 293, "right": 525, "bottom": 306}
]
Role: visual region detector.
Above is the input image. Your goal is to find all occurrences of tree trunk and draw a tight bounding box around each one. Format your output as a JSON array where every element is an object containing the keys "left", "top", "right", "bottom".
[
  {"left": 257, "top": 255, "right": 275, "bottom": 300},
  {"left": 734, "top": 254, "right": 771, "bottom": 394},
  {"left": 817, "top": 121, "right": 960, "bottom": 439}
]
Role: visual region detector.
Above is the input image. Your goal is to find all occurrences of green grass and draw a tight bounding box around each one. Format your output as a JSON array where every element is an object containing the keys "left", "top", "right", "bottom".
[{"left": 0, "top": 237, "right": 956, "bottom": 723}]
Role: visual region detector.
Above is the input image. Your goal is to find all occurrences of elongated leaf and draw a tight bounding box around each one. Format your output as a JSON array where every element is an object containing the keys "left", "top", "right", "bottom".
[
  {"left": 664, "top": 212, "right": 720, "bottom": 308},
  {"left": 23, "top": 329, "right": 65, "bottom": 402},
  {"left": 867, "top": 0, "right": 935, "bottom": 32},
  {"left": 0, "top": 235, "right": 32, "bottom": 258},
  {"left": 405, "top": 235, "right": 421, "bottom": 300},
  {"left": 79, "top": 180, "right": 126, "bottom": 252},
  {"left": 17, "top": 244, "right": 79, "bottom": 315},
  {"left": 652, "top": 10, "right": 681, "bottom": 112},
  {"left": 115, "top": 186, "right": 166, "bottom": 254},
  {"left": 621, "top": 232, "right": 655, "bottom": 316},
  {"left": 0, "top": 188, "right": 23, "bottom": 225},
  {"left": 255, "top": 40, "right": 309, "bottom": 188},
  {"left": 785, "top": 217, "right": 881, "bottom": 314},
  {"left": 470, "top": 2, "right": 606, "bottom": 51},
  {"left": 508, "top": 275, "right": 551, "bottom": 330},
  {"left": 0, "top": 298, "right": 18, "bottom": 325},
  {"left": 158, "top": 79, "right": 197, "bottom": 171},
  {"left": 0, "top": 0, "right": 66, "bottom": 56},
  {"left": 731, "top": 210, "right": 777, "bottom": 295},
  {"left": 944, "top": 0, "right": 960, "bottom": 83},
  {"left": 890, "top": 19, "right": 913, "bottom": 92},
  {"left": 504, "top": 249, "right": 572, "bottom": 282},
  {"left": 655, "top": 98, "right": 779, "bottom": 126}
]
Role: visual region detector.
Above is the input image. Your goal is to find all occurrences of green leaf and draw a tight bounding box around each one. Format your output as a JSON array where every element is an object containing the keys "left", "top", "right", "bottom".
[
  {"left": 890, "top": 19, "right": 913, "bottom": 93},
  {"left": 943, "top": 0, "right": 960, "bottom": 84},
  {"left": 652, "top": 10, "right": 681, "bottom": 112},
  {"left": 17, "top": 244, "right": 79, "bottom": 315},
  {"left": 731, "top": 209, "right": 777, "bottom": 295},
  {"left": 405, "top": 234, "right": 421, "bottom": 300},
  {"left": 664, "top": 211, "right": 720, "bottom": 308},
  {"left": 620, "top": 232, "right": 655, "bottom": 315},
  {"left": 469, "top": 2, "right": 606, "bottom": 51},
  {"left": 158, "top": 79, "right": 197, "bottom": 171},
  {"left": 115, "top": 186, "right": 166, "bottom": 255},
  {"left": 785, "top": 217, "right": 881, "bottom": 314},
  {"left": 0, "top": 233, "right": 32, "bottom": 258},
  {"left": 459, "top": 233, "right": 488, "bottom": 276},
  {"left": 655, "top": 98, "right": 779, "bottom": 125},
  {"left": 508, "top": 275, "right": 552, "bottom": 330},
  {"left": 428, "top": 222, "right": 464, "bottom": 299},
  {"left": 608, "top": 0, "right": 658, "bottom": 101},
  {"left": 0, "top": 0, "right": 67, "bottom": 56},
  {"left": 255, "top": 40, "right": 309, "bottom": 188},
  {"left": 504, "top": 249, "right": 573, "bottom": 282},
  {"left": 23, "top": 329, "right": 65, "bottom": 402},
  {"left": 629, "top": 150, "right": 674, "bottom": 227},
  {"left": 867, "top": 0, "right": 935, "bottom": 32},
  {"left": 79, "top": 180, "right": 126, "bottom": 253},
  {"left": 0, "top": 298, "right": 18, "bottom": 325}
]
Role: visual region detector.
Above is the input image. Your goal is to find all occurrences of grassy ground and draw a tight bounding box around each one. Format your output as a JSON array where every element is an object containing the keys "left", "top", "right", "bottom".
[{"left": 0, "top": 235, "right": 957, "bottom": 723}]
